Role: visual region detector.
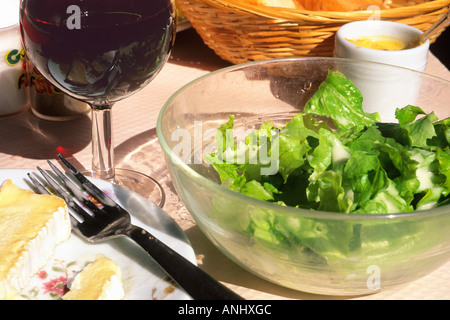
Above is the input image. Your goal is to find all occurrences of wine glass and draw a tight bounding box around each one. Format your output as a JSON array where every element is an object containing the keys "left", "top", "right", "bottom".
[{"left": 20, "top": 0, "right": 177, "bottom": 206}]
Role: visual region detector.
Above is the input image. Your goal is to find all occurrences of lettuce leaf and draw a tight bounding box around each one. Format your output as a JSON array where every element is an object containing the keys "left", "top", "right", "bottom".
[{"left": 303, "top": 70, "right": 380, "bottom": 130}]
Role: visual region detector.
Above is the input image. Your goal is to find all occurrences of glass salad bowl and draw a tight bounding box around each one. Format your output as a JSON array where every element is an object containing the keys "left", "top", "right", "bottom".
[{"left": 157, "top": 58, "right": 450, "bottom": 296}]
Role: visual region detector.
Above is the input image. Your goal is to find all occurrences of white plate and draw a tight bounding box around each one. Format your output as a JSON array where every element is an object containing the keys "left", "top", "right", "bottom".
[{"left": 0, "top": 169, "right": 196, "bottom": 300}]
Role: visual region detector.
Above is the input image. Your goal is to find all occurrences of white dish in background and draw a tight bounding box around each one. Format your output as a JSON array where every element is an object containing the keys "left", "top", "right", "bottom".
[
  {"left": 0, "top": 169, "right": 196, "bottom": 300},
  {"left": 334, "top": 20, "right": 429, "bottom": 71},
  {"left": 334, "top": 21, "right": 429, "bottom": 122}
]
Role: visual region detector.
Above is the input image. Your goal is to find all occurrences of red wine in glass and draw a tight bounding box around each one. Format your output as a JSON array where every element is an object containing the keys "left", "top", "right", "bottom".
[{"left": 20, "top": 0, "right": 176, "bottom": 205}]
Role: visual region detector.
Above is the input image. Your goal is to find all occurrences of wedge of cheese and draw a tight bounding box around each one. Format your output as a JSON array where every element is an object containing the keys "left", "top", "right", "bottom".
[
  {"left": 62, "top": 255, "right": 125, "bottom": 300},
  {"left": 0, "top": 179, "right": 71, "bottom": 300}
]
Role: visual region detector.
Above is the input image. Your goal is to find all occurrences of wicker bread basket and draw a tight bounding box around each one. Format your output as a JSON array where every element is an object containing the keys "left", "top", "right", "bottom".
[{"left": 176, "top": 0, "right": 450, "bottom": 64}]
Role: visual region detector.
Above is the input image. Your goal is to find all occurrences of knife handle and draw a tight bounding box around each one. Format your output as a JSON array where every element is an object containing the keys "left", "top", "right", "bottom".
[{"left": 128, "top": 224, "right": 244, "bottom": 300}]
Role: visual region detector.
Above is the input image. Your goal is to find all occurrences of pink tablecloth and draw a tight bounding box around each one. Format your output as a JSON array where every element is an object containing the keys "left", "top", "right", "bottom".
[{"left": 1, "top": 28, "right": 449, "bottom": 300}]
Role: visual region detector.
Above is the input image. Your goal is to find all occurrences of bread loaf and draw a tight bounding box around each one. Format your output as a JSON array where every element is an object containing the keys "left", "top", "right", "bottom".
[
  {"left": 242, "top": 0, "right": 383, "bottom": 11},
  {"left": 241, "top": 0, "right": 304, "bottom": 9},
  {"left": 296, "top": 0, "right": 383, "bottom": 11}
]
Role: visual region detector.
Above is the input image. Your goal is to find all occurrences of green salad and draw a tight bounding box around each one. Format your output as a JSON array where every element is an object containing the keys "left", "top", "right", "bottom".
[{"left": 205, "top": 70, "right": 450, "bottom": 215}]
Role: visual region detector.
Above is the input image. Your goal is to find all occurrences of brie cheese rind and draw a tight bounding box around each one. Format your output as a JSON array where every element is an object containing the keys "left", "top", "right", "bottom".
[
  {"left": 62, "top": 254, "right": 125, "bottom": 300},
  {"left": 0, "top": 179, "right": 71, "bottom": 299}
]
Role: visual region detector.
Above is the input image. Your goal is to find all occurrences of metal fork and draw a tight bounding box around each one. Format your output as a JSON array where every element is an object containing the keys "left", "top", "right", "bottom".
[{"left": 28, "top": 154, "right": 243, "bottom": 300}]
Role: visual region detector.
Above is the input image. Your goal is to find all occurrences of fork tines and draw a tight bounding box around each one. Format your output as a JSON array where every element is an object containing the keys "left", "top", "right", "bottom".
[
  {"left": 56, "top": 154, "right": 116, "bottom": 207},
  {"left": 27, "top": 154, "right": 110, "bottom": 224},
  {"left": 28, "top": 169, "right": 90, "bottom": 225}
]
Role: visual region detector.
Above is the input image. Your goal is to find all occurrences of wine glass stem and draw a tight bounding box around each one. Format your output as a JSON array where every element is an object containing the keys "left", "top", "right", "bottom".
[{"left": 91, "top": 105, "right": 115, "bottom": 182}]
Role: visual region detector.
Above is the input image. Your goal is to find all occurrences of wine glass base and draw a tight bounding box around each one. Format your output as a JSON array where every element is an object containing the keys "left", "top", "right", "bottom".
[{"left": 82, "top": 168, "right": 166, "bottom": 207}]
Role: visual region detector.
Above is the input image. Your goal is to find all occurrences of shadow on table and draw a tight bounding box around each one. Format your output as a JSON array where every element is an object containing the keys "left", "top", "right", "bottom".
[
  {"left": 0, "top": 108, "right": 91, "bottom": 160},
  {"left": 170, "top": 28, "right": 231, "bottom": 71}
]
